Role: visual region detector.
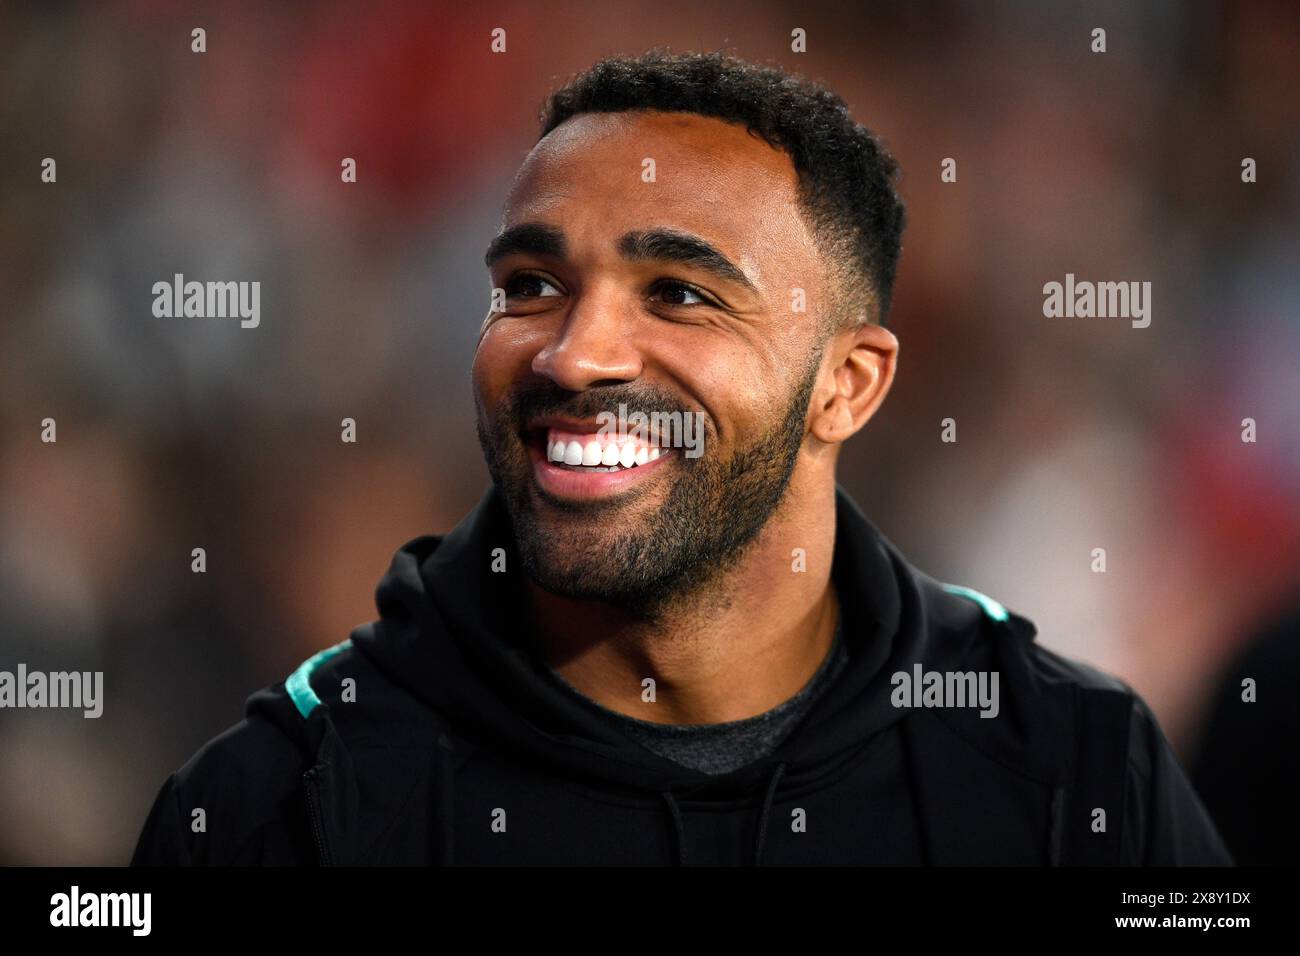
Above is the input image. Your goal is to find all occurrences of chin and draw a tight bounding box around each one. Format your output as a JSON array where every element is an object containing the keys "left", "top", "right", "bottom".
[{"left": 519, "top": 532, "right": 663, "bottom": 604}]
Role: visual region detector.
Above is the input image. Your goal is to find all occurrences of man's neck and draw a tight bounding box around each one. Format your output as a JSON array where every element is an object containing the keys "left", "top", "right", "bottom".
[{"left": 529, "top": 477, "right": 839, "bottom": 725}]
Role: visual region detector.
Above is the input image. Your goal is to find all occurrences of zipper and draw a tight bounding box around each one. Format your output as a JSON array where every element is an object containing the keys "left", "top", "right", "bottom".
[{"left": 302, "top": 767, "right": 333, "bottom": 866}]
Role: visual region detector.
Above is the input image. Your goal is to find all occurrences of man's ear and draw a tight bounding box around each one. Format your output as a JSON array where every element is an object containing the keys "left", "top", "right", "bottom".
[{"left": 808, "top": 322, "right": 898, "bottom": 445}]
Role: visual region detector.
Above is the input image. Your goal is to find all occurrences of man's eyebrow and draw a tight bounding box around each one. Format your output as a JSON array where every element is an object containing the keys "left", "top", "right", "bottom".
[
  {"left": 618, "top": 228, "right": 759, "bottom": 294},
  {"left": 485, "top": 223, "right": 759, "bottom": 296},
  {"left": 484, "top": 222, "right": 567, "bottom": 268}
]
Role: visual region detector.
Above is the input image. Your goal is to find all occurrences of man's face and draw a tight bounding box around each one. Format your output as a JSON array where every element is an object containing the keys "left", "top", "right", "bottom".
[{"left": 473, "top": 111, "right": 831, "bottom": 613}]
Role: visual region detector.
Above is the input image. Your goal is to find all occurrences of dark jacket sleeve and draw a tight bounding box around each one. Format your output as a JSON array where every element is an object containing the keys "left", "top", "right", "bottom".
[
  {"left": 129, "top": 714, "right": 317, "bottom": 866},
  {"left": 131, "top": 773, "right": 194, "bottom": 866},
  {"left": 1123, "top": 696, "right": 1234, "bottom": 865}
]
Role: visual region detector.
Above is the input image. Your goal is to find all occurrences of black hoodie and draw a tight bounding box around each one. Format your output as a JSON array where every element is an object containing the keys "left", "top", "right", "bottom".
[{"left": 132, "top": 485, "right": 1233, "bottom": 866}]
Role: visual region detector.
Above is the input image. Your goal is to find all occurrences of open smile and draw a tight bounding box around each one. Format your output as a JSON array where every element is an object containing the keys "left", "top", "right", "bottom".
[{"left": 524, "top": 420, "right": 676, "bottom": 502}]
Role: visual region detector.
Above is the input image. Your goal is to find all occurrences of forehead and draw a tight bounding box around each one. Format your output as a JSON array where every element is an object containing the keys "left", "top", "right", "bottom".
[{"left": 502, "top": 111, "right": 818, "bottom": 277}]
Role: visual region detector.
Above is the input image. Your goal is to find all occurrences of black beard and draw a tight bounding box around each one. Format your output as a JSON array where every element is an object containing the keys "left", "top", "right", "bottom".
[{"left": 476, "top": 352, "right": 821, "bottom": 620}]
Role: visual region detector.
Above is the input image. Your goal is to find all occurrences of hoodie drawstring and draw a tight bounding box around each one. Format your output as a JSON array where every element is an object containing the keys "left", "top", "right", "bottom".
[
  {"left": 660, "top": 791, "right": 688, "bottom": 866},
  {"left": 659, "top": 761, "right": 789, "bottom": 867},
  {"left": 1047, "top": 785, "right": 1065, "bottom": 866},
  {"left": 434, "top": 732, "right": 456, "bottom": 866},
  {"left": 752, "top": 762, "right": 787, "bottom": 866}
]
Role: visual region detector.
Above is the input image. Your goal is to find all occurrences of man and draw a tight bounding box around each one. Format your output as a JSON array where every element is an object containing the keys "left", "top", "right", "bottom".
[{"left": 133, "top": 51, "right": 1231, "bottom": 866}]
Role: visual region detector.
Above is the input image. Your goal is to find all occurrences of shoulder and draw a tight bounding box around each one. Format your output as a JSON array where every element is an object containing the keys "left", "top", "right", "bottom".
[
  {"left": 168, "top": 637, "right": 436, "bottom": 804},
  {"left": 922, "top": 579, "right": 1160, "bottom": 779},
  {"left": 174, "top": 705, "right": 311, "bottom": 818},
  {"left": 132, "top": 686, "right": 314, "bottom": 865},
  {"left": 133, "top": 638, "right": 447, "bottom": 865},
  {"left": 132, "top": 642, "right": 353, "bottom": 866},
  {"left": 930, "top": 583, "right": 1230, "bottom": 862}
]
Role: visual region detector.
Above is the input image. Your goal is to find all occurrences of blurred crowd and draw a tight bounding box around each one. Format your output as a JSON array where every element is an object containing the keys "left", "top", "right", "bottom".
[{"left": 1, "top": 1, "right": 1296, "bottom": 863}]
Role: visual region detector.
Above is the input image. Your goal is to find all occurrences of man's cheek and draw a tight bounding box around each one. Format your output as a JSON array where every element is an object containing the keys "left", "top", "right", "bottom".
[{"left": 475, "top": 307, "right": 506, "bottom": 349}]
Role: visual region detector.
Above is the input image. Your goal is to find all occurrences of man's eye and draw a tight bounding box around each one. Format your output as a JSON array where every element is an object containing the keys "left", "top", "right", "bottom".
[
  {"left": 506, "top": 274, "right": 562, "bottom": 298},
  {"left": 651, "top": 280, "right": 709, "bottom": 306}
]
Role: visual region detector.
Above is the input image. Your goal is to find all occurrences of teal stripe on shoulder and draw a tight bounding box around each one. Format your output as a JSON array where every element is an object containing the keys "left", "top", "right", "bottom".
[
  {"left": 940, "top": 583, "right": 1009, "bottom": 623},
  {"left": 286, "top": 639, "right": 352, "bottom": 719}
]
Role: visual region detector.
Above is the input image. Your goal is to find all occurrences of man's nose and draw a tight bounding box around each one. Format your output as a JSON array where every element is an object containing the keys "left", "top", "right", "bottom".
[{"left": 531, "top": 292, "right": 643, "bottom": 390}]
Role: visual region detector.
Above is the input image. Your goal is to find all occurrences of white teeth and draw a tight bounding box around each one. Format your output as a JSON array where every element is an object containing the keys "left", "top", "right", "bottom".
[{"left": 545, "top": 429, "right": 666, "bottom": 470}]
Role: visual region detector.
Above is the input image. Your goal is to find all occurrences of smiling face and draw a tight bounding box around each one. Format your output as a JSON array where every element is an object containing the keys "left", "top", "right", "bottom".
[{"left": 473, "top": 110, "right": 837, "bottom": 612}]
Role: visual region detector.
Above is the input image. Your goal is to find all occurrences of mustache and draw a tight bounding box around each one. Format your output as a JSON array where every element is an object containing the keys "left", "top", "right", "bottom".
[{"left": 503, "top": 381, "right": 699, "bottom": 428}]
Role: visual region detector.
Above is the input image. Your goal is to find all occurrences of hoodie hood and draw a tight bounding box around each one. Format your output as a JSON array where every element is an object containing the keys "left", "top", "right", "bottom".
[{"left": 332, "top": 484, "right": 1048, "bottom": 800}]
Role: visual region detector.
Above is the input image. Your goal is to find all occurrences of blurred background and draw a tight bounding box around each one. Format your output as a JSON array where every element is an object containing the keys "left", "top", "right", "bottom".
[{"left": 1, "top": 0, "right": 1296, "bottom": 864}]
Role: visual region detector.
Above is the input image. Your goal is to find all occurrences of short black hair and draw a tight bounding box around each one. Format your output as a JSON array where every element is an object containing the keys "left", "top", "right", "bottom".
[{"left": 539, "top": 50, "right": 906, "bottom": 328}]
